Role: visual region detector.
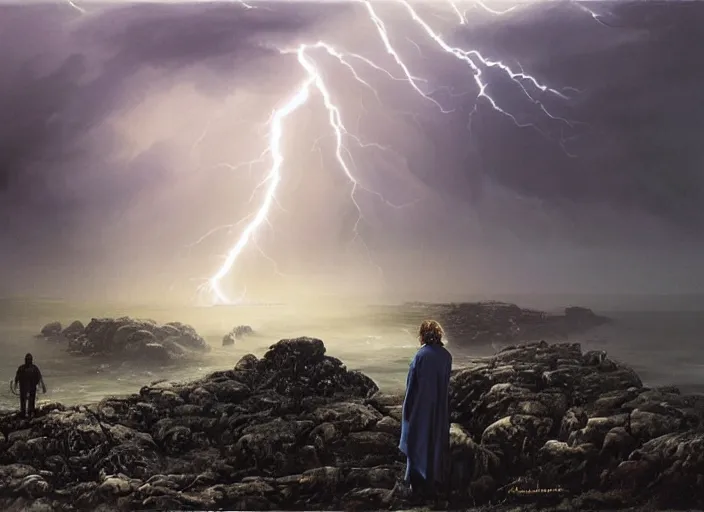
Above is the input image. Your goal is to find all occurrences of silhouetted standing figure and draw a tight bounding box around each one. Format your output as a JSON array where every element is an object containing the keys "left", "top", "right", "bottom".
[
  {"left": 14, "top": 353, "right": 46, "bottom": 418},
  {"left": 400, "top": 320, "right": 453, "bottom": 501}
]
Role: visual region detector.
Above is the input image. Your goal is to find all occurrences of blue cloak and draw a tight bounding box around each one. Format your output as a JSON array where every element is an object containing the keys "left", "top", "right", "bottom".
[{"left": 399, "top": 343, "right": 453, "bottom": 485}]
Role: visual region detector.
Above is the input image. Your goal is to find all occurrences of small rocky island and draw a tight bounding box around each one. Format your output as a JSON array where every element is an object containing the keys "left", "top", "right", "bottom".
[
  {"left": 37, "top": 317, "right": 211, "bottom": 362},
  {"left": 222, "top": 325, "right": 255, "bottom": 346},
  {"left": 385, "top": 302, "right": 610, "bottom": 345},
  {"left": 2, "top": 337, "right": 703, "bottom": 510}
]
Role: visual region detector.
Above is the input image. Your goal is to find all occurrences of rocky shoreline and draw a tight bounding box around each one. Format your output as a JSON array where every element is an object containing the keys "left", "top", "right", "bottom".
[{"left": 1, "top": 337, "right": 703, "bottom": 511}]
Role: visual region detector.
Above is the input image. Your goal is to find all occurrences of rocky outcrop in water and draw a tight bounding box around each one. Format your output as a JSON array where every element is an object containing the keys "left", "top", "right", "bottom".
[
  {"left": 37, "top": 317, "right": 210, "bottom": 362},
  {"left": 222, "top": 325, "right": 254, "bottom": 346},
  {"left": 61, "top": 320, "right": 85, "bottom": 340},
  {"left": 392, "top": 301, "right": 610, "bottom": 346},
  {"left": 2, "top": 337, "right": 702, "bottom": 510},
  {"left": 39, "top": 321, "right": 63, "bottom": 338}
]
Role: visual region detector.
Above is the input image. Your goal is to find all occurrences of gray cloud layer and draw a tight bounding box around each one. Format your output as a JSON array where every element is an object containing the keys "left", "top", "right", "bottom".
[{"left": 1, "top": 1, "right": 703, "bottom": 301}]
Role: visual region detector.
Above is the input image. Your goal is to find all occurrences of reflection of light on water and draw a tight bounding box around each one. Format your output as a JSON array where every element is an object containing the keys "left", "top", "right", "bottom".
[{"left": 96, "top": 364, "right": 111, "bottom": 374}]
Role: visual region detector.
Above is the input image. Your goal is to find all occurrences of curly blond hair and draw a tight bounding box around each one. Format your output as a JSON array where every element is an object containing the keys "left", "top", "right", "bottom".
[{"left": 419, "top": 319, "right": 444, "bottom": 346}]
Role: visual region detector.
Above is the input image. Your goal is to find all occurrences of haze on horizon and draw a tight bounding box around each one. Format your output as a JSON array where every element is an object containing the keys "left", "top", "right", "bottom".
[{"left": 1, "top": 1, "right": 703, "bottom": 306}]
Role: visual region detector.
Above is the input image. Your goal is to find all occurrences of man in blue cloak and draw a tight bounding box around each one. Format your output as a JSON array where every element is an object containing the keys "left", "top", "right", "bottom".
[{"left": 399, "top": 319, "right": 453, "bottom": 500}]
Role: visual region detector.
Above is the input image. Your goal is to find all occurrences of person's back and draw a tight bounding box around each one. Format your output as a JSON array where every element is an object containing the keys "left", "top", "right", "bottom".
[
  {"left": 17, "top": 363, "right": 41, "bottom": 389},
  {"left": 14, "top": 353, "right": 46, "bottom": 417},
  {"left": 399, "top": 320, "right": 453, "bottom": 500}
]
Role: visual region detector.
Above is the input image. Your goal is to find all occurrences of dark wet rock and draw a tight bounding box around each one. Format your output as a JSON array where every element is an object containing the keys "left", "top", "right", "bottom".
[
  {"left": 222, "top": 325, "right": 254, "bottom": 346},
  {"left": 2, "top": 337, "right": 704, "bottom": 510},
  {"left": 567, "top": 414, "right": 628, "bottom": 447},
  {"left": 481, "top": 414, "right": 554, "bottom": 473},
  {"left": 364, "top": 392, "right": 403, "bottom": 412},
  {"left": 559, "top": 407, "right": 588, "bottom": 439},
  {"left": 59, "top": 317, "right": 210, "bottom": 361},
  {"left": 61, "top": 320, "right": 85, "bottom": 340},
  {"left": 602, "top": 426, "right": 638, "bottom": 460},
  {"left": 565, "top": 306, "right": 606, "bottom": 331},
  {"left": 250, "top": 337, "right": 379, "bottom": 399},
  {"left": 36, "top": 321, "right": 66, "bottom": 343},
  {"left": 582, "top": 349, "right": 607, "bottom": 366},
  {"left": 534, "top": 440, "right": 600, "bottom": 490},
  {"left": 39, "top": 321, "right": 62, "bottom": 337},
  {"left": 448, "top": 423, "right": 500, "bottom": 501},
  {"left": 373, "top": 416, "right": 400, "bottom": 436}
]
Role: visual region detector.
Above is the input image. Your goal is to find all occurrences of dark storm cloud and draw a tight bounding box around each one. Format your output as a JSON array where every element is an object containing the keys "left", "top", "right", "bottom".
[
  {"left": 0, "top": 2, "right": 329, "bottom": 194},
  {"left": 0, "top": 1, "right": 336, "bottom": 285},
  {"left": 1, "top": 1, "right": 703, "bottom": 299},
  {"left": 76, "top": 3, "right": 333, "bottom": 82},
  {"left": 423, "top": 1, "right": 704, "bottom": 234}
]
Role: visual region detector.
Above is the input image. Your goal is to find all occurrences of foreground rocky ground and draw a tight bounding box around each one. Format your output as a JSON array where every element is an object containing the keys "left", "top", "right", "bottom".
[{"left": 1, "top": 337, "right": 703, "bottom": 511}]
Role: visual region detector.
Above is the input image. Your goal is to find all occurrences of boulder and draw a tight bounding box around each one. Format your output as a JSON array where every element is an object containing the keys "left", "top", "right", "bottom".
[
  {"left": 222, "top": 325, "right": 254, "bottom": 346},
  {"left": 565, "top": 306, "right": 606, "bottom": 330},
  {"left": 61, "top": 320, "right": 85, "bottom": 340},
  {"left": 39, "top": 321, "right": 62, "bottom": 339},
  {"left": 64, "top": 317, "right": 210, "bottom": 361}
]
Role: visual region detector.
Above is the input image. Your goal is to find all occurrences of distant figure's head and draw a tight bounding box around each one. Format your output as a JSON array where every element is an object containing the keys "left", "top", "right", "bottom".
[
  {"left": 419, "top": 320, "right": 444, "bottom": 346},
  {"left": 25, "top": 353, "right": 33, "bottom": 365}
]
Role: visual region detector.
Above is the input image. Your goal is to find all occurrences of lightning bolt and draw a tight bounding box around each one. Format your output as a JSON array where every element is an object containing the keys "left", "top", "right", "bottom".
[
  {"left": 203, "top": 74, "right": 313, "bottom": 305},
  {"left": 573, "top": 1, "right": 616, "bottom": 28},
  {"left": 448, "top": 1, "right": 468, "bottom": 24},
  {"left": 200, "top": 40, "right": 412, "bottom": 304},
  {"left": 474, "top": 0, "right": 517, "bottom": 16},
  {"left": 449, "top": 0, "right": 517, "bottom": 23},
  {"left": 59, "top": 0, "right": 604, "bottom": 305},
  {"left": 65, "top": 0, "right": 86, "bottom": 14},
  {"left": 201, "top": 0, "right": 596, "bottom": 305}
]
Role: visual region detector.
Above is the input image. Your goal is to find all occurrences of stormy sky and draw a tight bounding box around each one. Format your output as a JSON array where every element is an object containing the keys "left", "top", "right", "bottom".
[{"left": 1, "top": 0, "right": 703, "bottom": 304}]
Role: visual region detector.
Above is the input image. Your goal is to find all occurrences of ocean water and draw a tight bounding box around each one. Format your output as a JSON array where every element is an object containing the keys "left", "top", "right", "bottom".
[{"left": 1, "top": 297, "right": 704, "bottom": 413}]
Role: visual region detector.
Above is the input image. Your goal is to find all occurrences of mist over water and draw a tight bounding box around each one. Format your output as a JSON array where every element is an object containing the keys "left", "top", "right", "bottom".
[
  {"left": 2, "top": 294, "right": 704, "bottom": 413},
  {"left": 0, "top": 299, "right": 422, "bottom": 412}
]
